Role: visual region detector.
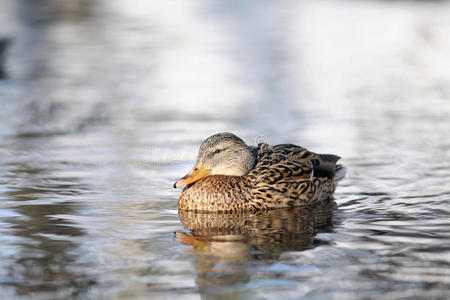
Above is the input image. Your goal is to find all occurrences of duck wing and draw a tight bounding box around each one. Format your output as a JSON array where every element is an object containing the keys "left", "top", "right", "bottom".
[
  {"left": 246, "top": 143, "right": 340, "bottom": 210},
  {"left": 248, "top": 143, "right": 317, "bottom": 183}
]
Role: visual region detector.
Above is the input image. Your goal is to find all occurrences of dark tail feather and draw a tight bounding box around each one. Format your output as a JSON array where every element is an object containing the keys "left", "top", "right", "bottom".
[
  {"left": 334, "top": 164, "right": 347, "bottom": 183},
  {"left": 313, "top": 154, "right": 342, "bottom": 179}
]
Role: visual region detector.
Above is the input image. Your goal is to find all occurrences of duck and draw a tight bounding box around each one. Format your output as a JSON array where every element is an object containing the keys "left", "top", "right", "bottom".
[{"left": 174, "top": 132, "right": 345, "bottom": 212}]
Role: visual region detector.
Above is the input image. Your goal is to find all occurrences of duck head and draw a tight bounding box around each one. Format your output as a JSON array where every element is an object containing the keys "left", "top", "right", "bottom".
[{"left": 174, "top": 132, "right": 255, "bottom": 188}]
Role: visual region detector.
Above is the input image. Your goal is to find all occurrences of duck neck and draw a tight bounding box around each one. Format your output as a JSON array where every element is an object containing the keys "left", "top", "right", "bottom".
[{"left": 210, "top": 146, "right": 256, "bottom": 176}]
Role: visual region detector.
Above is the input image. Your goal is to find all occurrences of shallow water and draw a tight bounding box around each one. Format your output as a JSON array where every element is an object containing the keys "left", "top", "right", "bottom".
[{"left": 0, "top": 0, "right": 449, "bottom": 299}]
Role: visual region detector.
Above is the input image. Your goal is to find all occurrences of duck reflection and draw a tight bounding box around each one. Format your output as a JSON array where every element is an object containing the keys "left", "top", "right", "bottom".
[{"left": 177, "top": 201, "right": 335, "bottom": 296}]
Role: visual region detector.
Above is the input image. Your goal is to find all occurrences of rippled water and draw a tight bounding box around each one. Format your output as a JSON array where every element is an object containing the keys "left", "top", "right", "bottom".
[{"left": 0, "top": 0, "right": 449, "bottom": 299}]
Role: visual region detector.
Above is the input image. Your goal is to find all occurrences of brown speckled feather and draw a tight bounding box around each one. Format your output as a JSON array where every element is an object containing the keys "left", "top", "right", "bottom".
[{"left": 178, "top": 143, "right": 344, "bottom": 212}]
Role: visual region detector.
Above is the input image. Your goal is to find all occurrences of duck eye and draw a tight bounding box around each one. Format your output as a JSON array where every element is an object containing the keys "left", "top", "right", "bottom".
[{"left": 214, "top": 149, "right": 222, "bottom": 154}]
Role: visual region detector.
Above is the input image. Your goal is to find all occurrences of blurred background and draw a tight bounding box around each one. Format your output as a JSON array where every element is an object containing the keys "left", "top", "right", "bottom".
[{"left": 0, "top": 0, "right": 449, "bottom": 299}]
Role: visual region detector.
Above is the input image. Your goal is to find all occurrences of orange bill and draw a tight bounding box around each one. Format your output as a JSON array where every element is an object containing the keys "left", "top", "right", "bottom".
[{"left": 174, "top": 164, "right": 211, "bottom": 188}]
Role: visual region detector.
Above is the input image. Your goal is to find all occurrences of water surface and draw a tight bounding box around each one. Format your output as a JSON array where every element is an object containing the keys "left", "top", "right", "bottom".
[{"left": 0, "top": 0, "right": 449, "bottom": 299}]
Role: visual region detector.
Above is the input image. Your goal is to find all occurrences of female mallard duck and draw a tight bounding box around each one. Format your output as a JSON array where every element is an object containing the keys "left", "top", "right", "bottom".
[{"left": 174, "top": 132, "right": 345, "bottom": 212}]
